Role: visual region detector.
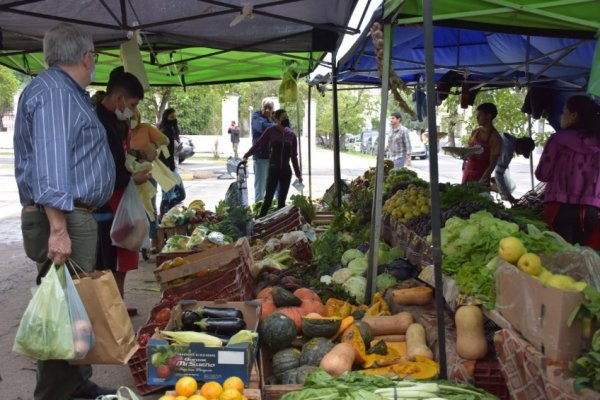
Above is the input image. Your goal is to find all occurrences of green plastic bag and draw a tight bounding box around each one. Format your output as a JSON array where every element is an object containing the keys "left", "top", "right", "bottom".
[{"left": 13, "top": 265, "right": 75, "bottom": 360}]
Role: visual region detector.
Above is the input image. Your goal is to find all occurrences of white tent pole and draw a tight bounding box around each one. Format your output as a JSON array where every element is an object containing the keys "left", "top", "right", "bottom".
[
  {"left": 366, "top": 21, "right": 392, "bottom": 304},
  {"left": 423, "top": 0, "right": 447, "bottom": 379}
]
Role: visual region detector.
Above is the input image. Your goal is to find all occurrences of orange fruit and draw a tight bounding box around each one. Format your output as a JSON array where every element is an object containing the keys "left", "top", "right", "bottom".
[
  {"left": 223, "top": 376, "right": 244, "bottom": 393},
  {"left": 188, "top": 396, "right": 208, "bottom": 400},
  {"left": 200, "top": 381, "right": 223, "bottom": 399},
  {"left": 219, "top": 388, "right": 242, "bottom": 400},
  {"left": 176, "top": 376, "right": 199, "bottom": 397}
]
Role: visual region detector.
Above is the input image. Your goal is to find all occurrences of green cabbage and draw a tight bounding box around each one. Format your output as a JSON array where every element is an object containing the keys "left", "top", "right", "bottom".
[
  {"left": 332, "top": 268, "right": 355, "bottom": 285},
  {"left": 376, "top": 273, "right": 397, "bottom": 292},
  {"left": 341, "top": 249, "right": 364, "bottom": 266},
  {"left": 343, "top": 276, "right": 367, "bottom": 304},
  {"left": 347, "top": 257, "right": 368, "bottom": 276}
]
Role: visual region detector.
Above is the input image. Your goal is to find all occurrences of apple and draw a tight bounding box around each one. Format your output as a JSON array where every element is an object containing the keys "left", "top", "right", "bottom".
[
  {"left": 517, "top": 253, "right": 542, "bottom": 276},
  {"left": 498, "top": 236, "right": 526, "bottom": 264}
]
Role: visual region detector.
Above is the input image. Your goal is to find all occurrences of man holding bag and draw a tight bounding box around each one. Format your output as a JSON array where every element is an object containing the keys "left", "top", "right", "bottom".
[
  {"left": 94, "top": 67, "right": 147, "bottom": 315},
  {"left": 14, "top": 23, "right": 116, "bottom": 400}
]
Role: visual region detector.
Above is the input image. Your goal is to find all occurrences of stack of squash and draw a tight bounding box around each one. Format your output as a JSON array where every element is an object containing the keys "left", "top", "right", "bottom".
[{"left": 256, "top": 286, "right": 440, "bottom": 384}]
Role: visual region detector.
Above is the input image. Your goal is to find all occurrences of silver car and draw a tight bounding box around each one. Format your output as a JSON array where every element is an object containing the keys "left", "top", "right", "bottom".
[{"left": 178, "top": 135, "right": 195, "bottom": 163}]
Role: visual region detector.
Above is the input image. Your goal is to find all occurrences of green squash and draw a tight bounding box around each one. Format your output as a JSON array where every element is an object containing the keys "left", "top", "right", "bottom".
[
  {"left": 260, "top": 313, "right": 298, "bottom": 351},
  {"left": 272, "top": 348, "right": 301, "bottom": 376},
  {"left": 272, "top": 286, "right": 302, "bottom": 307},
  {"left": 355, "top": 320, "right": 374, "bottom": 347},
  {"left": 299, "top": 337, "right": 335, "bottom": 366},
  {"left": 279, "top": 365, "right": 318, "bottom": 384},
  {"left": 366, "top": 339, "right": 388, "bottom": 355},
  {"left": 301, "top": 316, "right": 342, "bottom": 338}
]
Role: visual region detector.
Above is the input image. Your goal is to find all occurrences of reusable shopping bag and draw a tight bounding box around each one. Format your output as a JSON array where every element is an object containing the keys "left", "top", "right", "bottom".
[
  {"left": 70, "top": 261, "right": 138, "bottom": 364},
  {"left": 110, "top": 179, "right": 149, "bottom": 251},
  {"left": 13, "top": 264, "right": 94, "bottom": 360}
]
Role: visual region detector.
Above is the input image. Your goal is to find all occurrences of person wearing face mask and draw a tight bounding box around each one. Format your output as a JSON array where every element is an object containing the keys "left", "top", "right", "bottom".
[
  {"left": 158, "top": 108, "right": 186, "bottom": 216},
  {"left": 14, "top": 22, "right": 117, "bottom": 400},
  {"left": 243, "top": 109, "right": 302, "bottom": 218},
  {"left": 94, "top": 67, "right": 146, "bottom": 314},
  {"left": 536, "top": 95, "right": 600, "bottom": 248}
]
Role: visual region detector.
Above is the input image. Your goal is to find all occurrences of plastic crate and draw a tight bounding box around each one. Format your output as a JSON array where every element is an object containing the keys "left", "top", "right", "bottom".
[
  {"left": 155, "top": 225, "right": 188, "bottom": 253},
  {"left": 128, "top": 323, "right": 168, "bottom": 396},
  {"left": 473, "top": 351, "right": 510, "bottom": 400}
]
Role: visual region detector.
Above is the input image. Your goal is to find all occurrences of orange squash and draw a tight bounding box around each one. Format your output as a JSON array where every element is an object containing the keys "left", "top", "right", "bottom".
[
  {"left": 300, "top": 299, "right": 326, "bottom": 316},
  {"left": 340, "top": 324, "right": 367, "bottom": 365},
  {"left": 294, "top": 288, "right": 322, "bottom": 302},
  {"left": 260, "top": 299, "right": 277, "bottom": 320},
  {"left": 256, "top": 287, "right": 274, "bottom": 302},
  {"left": 325, "top": 298, "right": 353, "bottom": 318},
  {"left": 277, "top": 306, "right": 307, "bottom": 332},
  {"left": 332, "top": 316, "right": 354, "bottom": 340}
]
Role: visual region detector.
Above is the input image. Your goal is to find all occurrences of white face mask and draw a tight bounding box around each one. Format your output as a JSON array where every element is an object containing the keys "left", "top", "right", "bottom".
[
  {"left": 89, "top": 65, "right": 96, "bottom": 84},
  {"left": 130, "top": 119, "right": 138, "bottom": 129},
  {"left": 115, "top": 106, "right": 134, "bottom": 121}
]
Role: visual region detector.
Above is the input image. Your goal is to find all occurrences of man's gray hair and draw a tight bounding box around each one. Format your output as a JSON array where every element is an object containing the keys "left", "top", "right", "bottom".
[
  {"left": 43, "top": 23, "right": 94, "bottom": 67},
  {"left": 261, "top": 98, "right": 274, "bottom": 111}
]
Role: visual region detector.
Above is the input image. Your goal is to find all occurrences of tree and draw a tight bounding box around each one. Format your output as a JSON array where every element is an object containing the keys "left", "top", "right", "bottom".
[
  {"left": 467, "top": 88, "right": 528, "bottom": 137},
  {"left": 138, "top": 87, "right": 171, "bottom": 124},
  {"left": 0, "top": 66, "right": 20, "bottom": 131}
]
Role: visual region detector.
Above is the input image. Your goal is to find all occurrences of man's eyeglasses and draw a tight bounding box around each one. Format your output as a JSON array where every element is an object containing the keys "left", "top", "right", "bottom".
[{"left": 88, "top": 51, "right": 99, "bottom": 63}]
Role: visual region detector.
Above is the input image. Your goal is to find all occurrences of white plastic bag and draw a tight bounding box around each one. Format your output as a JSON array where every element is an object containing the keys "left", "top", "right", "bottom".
[{"left": 110, "top": 179, "right": 149, "bottom": 251}]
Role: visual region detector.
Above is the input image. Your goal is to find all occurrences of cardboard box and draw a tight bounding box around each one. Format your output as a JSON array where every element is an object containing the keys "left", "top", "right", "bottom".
[
  {"left": 154, "top": 237, "right": 254, "bottom": 288},
  {"left": 147, "top": 299, "right": 260, "bottom": 386},
  {"left": 495, "top": 261, "right": 586, "bottom": 361}
]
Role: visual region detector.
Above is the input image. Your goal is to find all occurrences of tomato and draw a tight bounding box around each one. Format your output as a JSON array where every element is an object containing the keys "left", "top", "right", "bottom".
[
  {"left": 155, "top": 308, "right": 172, "bottom": 324},
  {"left": 138, "top": 333, "right": 151, "bottom": 347}
]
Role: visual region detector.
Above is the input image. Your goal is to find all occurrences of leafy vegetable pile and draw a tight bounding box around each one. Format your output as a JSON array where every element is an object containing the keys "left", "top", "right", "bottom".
[{"left": 281, "top": 370, "right": 498, "bottom": 400}]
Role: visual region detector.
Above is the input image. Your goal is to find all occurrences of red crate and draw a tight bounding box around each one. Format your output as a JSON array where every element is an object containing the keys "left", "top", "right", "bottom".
[
  {"left": 473, "top": 351, "right": 510, "bottom": 400},
  {"left": 129, "top": 324, "right": 168, "bottom": 396}
]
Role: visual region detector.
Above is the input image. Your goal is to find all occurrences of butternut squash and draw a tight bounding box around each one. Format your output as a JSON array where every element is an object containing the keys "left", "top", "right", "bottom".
[
  {"left": 392, "top": 286, "right": 433, "bottom": 305},
  {"left": 406, "top": 323, "right": 433, "bottom": 360},
  {"left": 319, "top": 342, "right": 355, "bottom": 377},
  {"left": 455, "top": 305, "right": 488, "bottom": 360},
  {"left": 374, "top": 334, "right": 406, "bottom": 342},
  {"left": 362, "top": 312, "right": 413, "bottom": 336}
]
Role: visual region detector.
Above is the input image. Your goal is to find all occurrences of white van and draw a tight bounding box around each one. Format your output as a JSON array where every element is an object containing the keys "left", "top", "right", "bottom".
[{"left": 408, "top": 130, "right": 428, "bottom": 159}]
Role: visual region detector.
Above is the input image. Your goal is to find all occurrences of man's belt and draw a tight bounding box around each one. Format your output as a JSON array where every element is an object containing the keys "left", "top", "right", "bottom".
[{"left": 73, "top": 201, "right": 97, "bottom": 213}]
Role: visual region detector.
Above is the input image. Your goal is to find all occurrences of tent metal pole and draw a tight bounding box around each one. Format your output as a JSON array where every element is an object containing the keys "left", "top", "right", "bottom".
[
  {"left": 308, "top": 85, "right": 313, "bottom": 200},
  {"left": 423, "top": 0, "right": 448, "bottom": 380},
  {"left": 526, "top": 35, "right": 535, "bottom": 190},
  {"left": 296, "top": 82, "right": 303, "bottom": 180},
  {"left": 366, "top": 21, "right": 392, "bottom": 305},
  {"left": 332, "top": 50, "right": 342, "bottom": 208}
]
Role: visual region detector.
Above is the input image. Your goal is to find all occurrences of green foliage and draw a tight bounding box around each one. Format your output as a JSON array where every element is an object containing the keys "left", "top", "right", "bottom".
[
  {"left": 168, "top": 86, "right": 224, "bottom": 134},
  {"left": 0, "top": 66, "right": 20, "bottom": 122},
  {"left": 467, "top": 88, "right": 528, "bottom": 136}
]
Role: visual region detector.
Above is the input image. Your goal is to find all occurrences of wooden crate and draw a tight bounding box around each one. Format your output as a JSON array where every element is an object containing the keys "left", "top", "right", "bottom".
[
  {"left": 155, "top": 225, "right": 188, "bottom": 252},
  {"left": 259, "top": 345, "right": 302, "bottom": 400},
  {"left": 154, "top": 237, "right": 254, "bottom": 289},
  {"left": 312, "top": 211, "right": 334, "bottom": 226},
  {"left": 252, "top": 206, "right": 304, "bottom": 242},
  {"left": 155, "top": 250, "right": 197, "bottom": 268}
]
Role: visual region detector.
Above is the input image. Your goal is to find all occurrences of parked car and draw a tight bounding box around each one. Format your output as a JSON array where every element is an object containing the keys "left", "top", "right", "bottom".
[
  {"left": 344, "top": 134, "right": 361, "bottom": 151},
  {"left": 178, "top": 135, "right": 195, "bottom": 163},
  {"left": 408, "top": 130, "right": 428, "bottom": 159}
]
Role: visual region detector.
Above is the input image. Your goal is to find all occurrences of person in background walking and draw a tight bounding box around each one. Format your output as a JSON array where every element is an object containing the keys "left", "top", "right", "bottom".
[
  {"left": 243, "top": 109, "right": 302, "bottom": 217},
  {"left": 14, "top": 22, "right": 116, "bottom": 400},
  {"left": 228, "top": 120, "right": 241, "bottom": 158},
  {"left": 251, "top": 99, "right": 276, "bottom": 202},
  {"left": 94, "top": 68, "right": 147, "bottom": 316},
  {"left": 462, "top": 102, "right": 502, "bottom": 185},
  {"left": 536, "top": 95, "right": 600, "bottom": 247},
  {"left": 386, "top": 111, "right": 412, "bottom": 168}
]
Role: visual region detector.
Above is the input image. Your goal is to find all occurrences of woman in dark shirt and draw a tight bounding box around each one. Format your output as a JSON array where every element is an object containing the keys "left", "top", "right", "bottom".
[{"left": 243, "top": 109, "right": 302, "bottom": 218}]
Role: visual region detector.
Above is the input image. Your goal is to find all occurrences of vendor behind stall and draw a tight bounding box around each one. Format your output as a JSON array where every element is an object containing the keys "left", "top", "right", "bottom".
[
  {"left": 462, "top": 103, "right": 503, "bottom": 185},
  {"left": 494, "top": 134, "right": 536, "bottom": 203}
]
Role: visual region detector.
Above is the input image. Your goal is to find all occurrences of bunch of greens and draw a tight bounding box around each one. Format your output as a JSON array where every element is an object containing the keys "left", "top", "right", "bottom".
[
  {"left": 291, "top": 194, "right": 316, "bottom": 223},
  {"left": 439, "top": 182, "right": 498, "bottom": 210},
  {"left": 569, "top": 329, "right": 600, "bottom": 393},
  {"left": 311, "top": 231, "right": 350, "bottom": 276},
  {"left": 281, "top": 370, "right": 498, "bottom": 400}
]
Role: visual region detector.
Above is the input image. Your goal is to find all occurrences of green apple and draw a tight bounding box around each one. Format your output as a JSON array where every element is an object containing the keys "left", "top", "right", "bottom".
[
  {"left": 498, "top": 236, "right": 526, "bottom": 264},
  {"left": 517, "top": 252, "right": 542, "bottom": 276}
]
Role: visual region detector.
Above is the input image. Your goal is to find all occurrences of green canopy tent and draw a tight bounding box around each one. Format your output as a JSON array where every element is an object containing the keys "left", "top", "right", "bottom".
[{"left": 0, "top": 0, "right": 360, "bottom": 85}]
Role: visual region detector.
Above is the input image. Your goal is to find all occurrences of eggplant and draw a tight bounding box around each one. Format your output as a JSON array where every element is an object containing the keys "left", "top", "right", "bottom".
[
  {"left": 181, "top": 310, "right": 202, "bottom": 327},
  {"left": 212, "top": 333, "right": 232, "bottom": 346},
  {"left": 377, "top": 258, "right": 419, "bottom": 281},
  {"left": 195, "top": 306, "right": 243, "bottom": 319},
  {"left": 195, "top": 317, "right": 246, "bottom": 334}
]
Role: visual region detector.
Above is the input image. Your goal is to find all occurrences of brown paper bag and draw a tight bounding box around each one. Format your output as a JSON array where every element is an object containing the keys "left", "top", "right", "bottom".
[{"left": 70, "top": 270, "right": 138, "bottom": 364}]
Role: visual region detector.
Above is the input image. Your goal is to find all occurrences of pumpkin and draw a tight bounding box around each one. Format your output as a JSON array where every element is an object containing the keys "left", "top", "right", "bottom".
[
  {"left": 294, "top": 288, "right": 321, "bottom": 302},
  {"left": 325, "top": 298, "right": 353, "bottom": 318},
  {"left": 359, "top": 359, "right": 440, "bottom": 380},
  {"left": 366, "top": 339, "right": 388, "bottom": 355},
  {"left": 455, "top": 305, "right": 488, "bottom": 360},
  {"left": 272, "top": 348, "right": 301, "bottom": 376},
  {"left": 332, "top": 316, "right": 354, "bottom": 340},
  {"left": 256, "top": 286, "right": 274, "bottom": 302},
  {"left": 279, "top": 365, "right": 318, "bottom": 384},
  {"left": 272, "top": 287, "right": 302, "bottom": 307},
  {"left": 299, "top": 337, "right": 335, "bottom": 366},
  {"left": 259, "top": 313, "right": 298, "bottom": 351},
  {"left": 354, "top": 321, "right": 374, "bottom": 345},
  {"left": 341, "top": 325, "right": 367, "bottom": 365},
  {"left": 301, "top": 315, "right": 342, "bottom": 338},
  {"left": 392, "top": 287, "right": 433, "bottom": 306},
  {"left": 260, "top": 299, "right": 277, "bottom": 320},
  {"left": 320, "top": 342, "right": 355, "bottom": 377},
  {"left": 300, "top": 299, "right": 326, "bottom": 316},
  {"left": 277, "top": 306, "right": 307, "bottom": 332}
]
